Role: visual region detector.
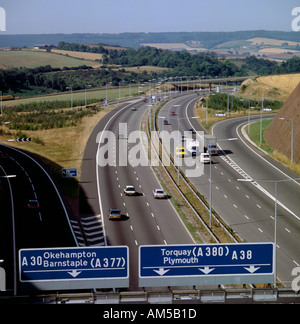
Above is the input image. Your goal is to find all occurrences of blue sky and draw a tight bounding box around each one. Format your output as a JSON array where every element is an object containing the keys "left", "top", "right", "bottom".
[{"left": 0, "top": 0, "right": 300, "bottom": 34}]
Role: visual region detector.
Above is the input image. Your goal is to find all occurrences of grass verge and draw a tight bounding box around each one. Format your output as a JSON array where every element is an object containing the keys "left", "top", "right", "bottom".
[{"left": 246, "top": 119, "right": 300, "bottom": 175}]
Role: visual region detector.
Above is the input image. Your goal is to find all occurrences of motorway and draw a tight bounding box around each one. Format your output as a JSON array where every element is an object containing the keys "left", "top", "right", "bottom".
[
  {"left": 1, "top": 91, "right": 299, "bottom": 294},
  {"left": 158, "top": 93, "right": 300, "bottom": 287},
  {"left": 80, "top": 98, "right": 194, "bottom": 290},
  {"left": 0, "top": 145, "right": 76, "bottom": 293}
]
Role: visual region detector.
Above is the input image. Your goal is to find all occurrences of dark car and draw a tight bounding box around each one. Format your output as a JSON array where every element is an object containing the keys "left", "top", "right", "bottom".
[
  {"left": 108, "top": 208, "right": 122, "bottom": 220},
  {"left": 28, "top": 200, "right": 40, "bottom": 209}
]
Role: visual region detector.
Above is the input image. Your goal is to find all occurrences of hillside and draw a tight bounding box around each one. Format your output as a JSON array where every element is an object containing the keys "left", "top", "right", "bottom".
[
  {"left": 1, "top": 31, "right": 300, "bottom": 50},
  {"left": 265, "top": 82, "right": 300, "bottom": 164},
  {"left": 238, "top": 73, "right": 300, "bottom": 101}
]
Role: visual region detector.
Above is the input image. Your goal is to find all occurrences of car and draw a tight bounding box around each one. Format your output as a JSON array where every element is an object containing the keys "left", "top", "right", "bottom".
[
  {"left": 108, "top": 208, "right": 122, "bottom": 220},
  {"left": 131, "top": 106, "right": 137, "bottom": 111},
  {"left": 123, "top": 185, "right": 136, "bottom": 196},
  {"left": 0, "top": 151, "right": 9, "bottom": 159},
  {"left": 170, "top": 111, "right": 176, "bottom": 116},
  {"left": 153, "top": 189, "right": 167, "bottom": 199},
  {"left": 200, "top": 153, "right": 211, "bottom": 164},
  {"left": 163, "top": 119, "right": 169, "bottom": 125},
  {"left": 176, "top": 147, "right": 185, "bottom": 158},
  {"left": 28, "top": 200, "right": 40, "bottom": 209}
]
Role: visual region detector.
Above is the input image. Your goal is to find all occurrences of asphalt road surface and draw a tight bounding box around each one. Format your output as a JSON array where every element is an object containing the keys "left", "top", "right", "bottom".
[
  {"left": 0, "top": 145, "right": 76, "bottom": 293},
  {"left": 80, "top": 98, "right": 194, "bottom": 290},
  {"left": 158, "top": 93, "right": 300, "bottom": 287}
]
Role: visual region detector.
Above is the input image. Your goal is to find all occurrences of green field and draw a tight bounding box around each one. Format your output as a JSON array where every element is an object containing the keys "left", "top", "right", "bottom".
[
  {"left": 3, "top": 85, "right": 143, "bottom": 107},
  {"left": 0, "top": 50, "right": 96, "bottom": 69}
]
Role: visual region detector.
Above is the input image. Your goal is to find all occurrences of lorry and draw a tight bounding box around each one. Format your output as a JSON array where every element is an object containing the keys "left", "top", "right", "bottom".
[
  {"left": 204, "top": 135, "right": 218, "bottom": 155},
  {"left": 153, "top": 189, "right": 167, "bottom": 199},
  {"left": 186, "top": 139, "right": 199, "bottom": 156}
]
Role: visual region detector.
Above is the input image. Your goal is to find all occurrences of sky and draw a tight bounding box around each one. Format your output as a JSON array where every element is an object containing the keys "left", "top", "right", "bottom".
[{"left": 0, "top": 0, "right": 300, "bottom": 34}]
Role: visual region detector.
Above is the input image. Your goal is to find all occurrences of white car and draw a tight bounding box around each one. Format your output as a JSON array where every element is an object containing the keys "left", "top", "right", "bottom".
[
  {"left": 200, "top": 153, "right": 211, "bottom": 164},
  {"left": 153, "top": 189, "right": 167, "bottom": 199},
  {"left": 123, "top": 185, "right": 136, "bottom": 196}
]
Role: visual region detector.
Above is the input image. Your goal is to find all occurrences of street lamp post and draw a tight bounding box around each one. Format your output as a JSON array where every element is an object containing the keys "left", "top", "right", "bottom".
[{"left": 279, "top": 118, "right": 294, "bottom": 165}]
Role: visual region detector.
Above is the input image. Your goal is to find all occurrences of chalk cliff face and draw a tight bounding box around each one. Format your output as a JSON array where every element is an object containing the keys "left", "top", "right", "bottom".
[{"left": 265, "top": 82, "right": 300, "bottom": 163}]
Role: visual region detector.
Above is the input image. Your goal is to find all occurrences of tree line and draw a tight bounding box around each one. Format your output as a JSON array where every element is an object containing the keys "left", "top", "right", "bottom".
[
  {"left": 241, "top": 56, "right": 300, "bottom": 75},
  {"left": 3, "top": 43, "right": 300, "bottom": 97},
  {"left": 102, "top": 47, "right": 241, "bottom": 78}
]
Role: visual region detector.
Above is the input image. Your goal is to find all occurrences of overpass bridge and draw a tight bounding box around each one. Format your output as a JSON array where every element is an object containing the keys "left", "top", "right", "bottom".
[{"left": 171, "top": 76, "right": 250, "bottom": 92}]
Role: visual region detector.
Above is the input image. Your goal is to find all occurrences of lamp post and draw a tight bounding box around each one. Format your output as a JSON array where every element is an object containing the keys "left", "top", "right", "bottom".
[
  {"left": 85, "top": 84, "right": 92, "bottom": 107},
  {"left": 260, "top": 88, "right": 269, "bottom": 146},
  {"left": 279, "top": 118, "right": 294, "bottom": 165},
  {"left": 237, "top": 177, "right": 300, "bottom": 288}
]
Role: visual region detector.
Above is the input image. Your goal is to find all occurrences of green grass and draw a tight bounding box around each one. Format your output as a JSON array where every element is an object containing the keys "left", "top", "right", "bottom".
[
  {"left": 0, "top": 50, "right": 95, "bottom": 69},
  {"left": 247, "top": 119, "right": 300, "bottom": 175},
  {"left": 3, "top": 86, "right": 143, "bottom": 107},
  {"left": 247, "top": 119, "right": 273, "bottom": 153}
]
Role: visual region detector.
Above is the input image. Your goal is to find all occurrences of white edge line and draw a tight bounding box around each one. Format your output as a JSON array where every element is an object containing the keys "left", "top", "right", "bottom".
[
  {"left": 239, "top": 121, "right": 300, "bottom": 187},
  {"left": 1, "top": 145, "right": 78, "bottom": 246},
  {"left": 211, "top": 120, "right": 300, "bottom": 222}
]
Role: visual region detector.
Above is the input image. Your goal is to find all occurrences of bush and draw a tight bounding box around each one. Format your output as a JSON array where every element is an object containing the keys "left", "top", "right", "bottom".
[{"left": 208, "top": 93, "right": 283, "bottom": 112}]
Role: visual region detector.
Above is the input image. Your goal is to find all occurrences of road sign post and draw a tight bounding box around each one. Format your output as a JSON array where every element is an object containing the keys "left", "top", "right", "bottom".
[
  {"left": 0, "top": 267, "right": 5, "bottom": 291},
  {"left": 139, "top": 243, "right": 274, "bottom": 287},
  {"left": 19, "top": 246, "right": 129, "bottom": 290}
]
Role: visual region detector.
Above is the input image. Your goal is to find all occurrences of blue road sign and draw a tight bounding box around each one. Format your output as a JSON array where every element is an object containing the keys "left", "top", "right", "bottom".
[
  {"left": 19, "top": 246, "right": 129, "bottom": 290},
  {"left": 62, "top": 168, "right": 77, "bottom": 178},
  {"left": 139, "top": 243, "right": 274, "bottom": 287}
]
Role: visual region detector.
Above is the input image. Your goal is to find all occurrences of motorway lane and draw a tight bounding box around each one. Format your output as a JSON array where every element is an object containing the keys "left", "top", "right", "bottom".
[
  {"left": 212, "top": 116, "right": 300, "bottom": 285},
  {"left": 0, "top": 146, "right": 76, "bottom": 247},
  {"left": 0, "top": 163, "right": 15, "bottom": 293},
  {"left": 0, "top": 145, "right": 76, "bottom": 292},
  {"left": 215, "top": 116, "right": 300, "bottom": 220},
  {"left": 159, "top": 94, "right": 300, "bottom": 286},
  {"left": 81, "top": 99, "right": 194, "bottom": 290}
]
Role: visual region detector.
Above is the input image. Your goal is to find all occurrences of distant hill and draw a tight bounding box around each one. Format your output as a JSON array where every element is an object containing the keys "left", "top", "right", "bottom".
[
  {"left": 265, "top": 82, "right": 300, "bottom": 163},
  {"left": 1, "top": 31, "right": 300, "bottom": 50}
]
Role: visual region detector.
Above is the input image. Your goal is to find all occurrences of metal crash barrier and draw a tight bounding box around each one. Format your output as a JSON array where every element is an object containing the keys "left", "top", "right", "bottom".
[{"left": 1, "top": 287, "right": 299, "bottom": 304}]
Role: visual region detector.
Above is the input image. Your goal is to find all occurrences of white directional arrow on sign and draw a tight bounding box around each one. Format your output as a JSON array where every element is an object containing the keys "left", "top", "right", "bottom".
[
  {"left": 153, "top": 268, "right": 170, "bottom": 276},
  {"left": 244, "top": 266, "right": 260, "bottom": 273},
  {"left": 67, "top": 270, "right": 82, "bottom": 278},
  {"left": 198, "top": 267, "right": 215, "bottom": 275}
]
